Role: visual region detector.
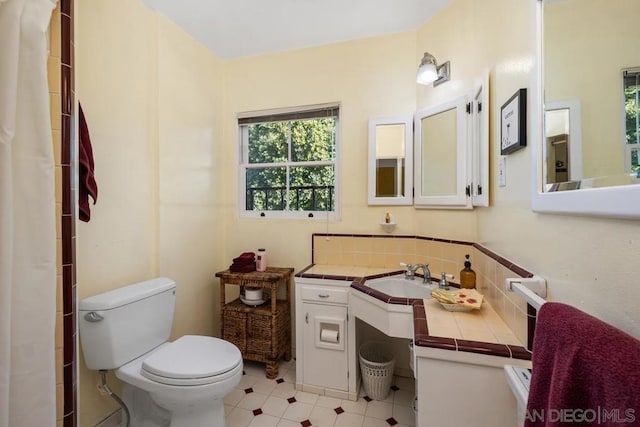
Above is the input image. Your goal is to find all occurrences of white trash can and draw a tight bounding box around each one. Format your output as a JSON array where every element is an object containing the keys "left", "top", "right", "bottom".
[{"left": 359, "top": 341, "right": 395, "bottom": 400}]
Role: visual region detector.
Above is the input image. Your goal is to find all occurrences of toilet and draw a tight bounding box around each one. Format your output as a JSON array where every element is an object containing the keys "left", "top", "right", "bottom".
[{"left": 79, "top": 277, "right": 243, "bottom": 427}]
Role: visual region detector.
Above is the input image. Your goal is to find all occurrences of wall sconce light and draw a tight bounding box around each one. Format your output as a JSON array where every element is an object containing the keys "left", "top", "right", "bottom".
[{"left": 416, "top": 52, "right": 450, "bottom": 87}]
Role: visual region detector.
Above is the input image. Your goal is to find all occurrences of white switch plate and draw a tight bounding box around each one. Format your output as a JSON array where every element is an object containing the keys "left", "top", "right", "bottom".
[{"left": 498, "top": 156, "right": 506, "bottom": 187}]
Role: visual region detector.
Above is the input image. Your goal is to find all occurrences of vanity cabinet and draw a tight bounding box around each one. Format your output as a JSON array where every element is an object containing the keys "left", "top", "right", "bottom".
[
  {"left": 295, "top": 276, "right": 359, "bottom": 401},
  {"left": 217, "top": 267, "right": 293, "bottom": 379}
]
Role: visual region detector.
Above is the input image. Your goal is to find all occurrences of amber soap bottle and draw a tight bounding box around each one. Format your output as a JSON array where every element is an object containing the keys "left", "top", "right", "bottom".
[{"left": 460, "top": 254, "right": 476, "bottom": 289}]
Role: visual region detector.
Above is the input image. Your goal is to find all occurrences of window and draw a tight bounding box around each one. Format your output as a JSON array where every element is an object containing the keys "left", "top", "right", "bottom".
[
  {"left": 238, "top": 104, "right": 339, "bottom": 218},
  {"left": 623, "top": 68, "right": 640, "bottom": 175}
]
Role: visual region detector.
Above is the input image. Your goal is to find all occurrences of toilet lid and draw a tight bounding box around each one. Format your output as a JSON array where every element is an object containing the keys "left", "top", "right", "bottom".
[{"left": 141, "top": 335, "right": 241, "bottom": 382}]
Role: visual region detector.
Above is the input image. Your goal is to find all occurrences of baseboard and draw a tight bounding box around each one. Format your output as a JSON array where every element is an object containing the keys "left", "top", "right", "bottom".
[{"left": 95, "top": 409, "right": 122, "bottom": 427}]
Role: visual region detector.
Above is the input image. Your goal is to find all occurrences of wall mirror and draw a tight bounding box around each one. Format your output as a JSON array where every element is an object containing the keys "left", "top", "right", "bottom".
[
  {"left": 532, "top": 0, "right": 640, "bottom": 218},
  {"left": 367, "top": 116, "right": 413, "bottom": 205},
  {"left": 414, "top": 95, "right": 471, "bottom": 208}
]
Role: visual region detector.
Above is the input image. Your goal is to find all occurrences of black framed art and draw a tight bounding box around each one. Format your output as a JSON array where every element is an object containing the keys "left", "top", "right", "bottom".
[{"left": 500, "top": 88, "right": 527, "bottom": 155}]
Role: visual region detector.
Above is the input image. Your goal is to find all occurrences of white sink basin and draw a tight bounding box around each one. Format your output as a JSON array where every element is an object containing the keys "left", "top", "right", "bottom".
[{"left": 366, "top": 275, "right": 435, "bottom": 299}]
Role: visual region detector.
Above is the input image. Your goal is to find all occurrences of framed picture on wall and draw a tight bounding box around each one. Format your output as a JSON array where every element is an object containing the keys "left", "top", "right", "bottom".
[{"left": 500, "top": 88, "right": 527, "bottom": 155}]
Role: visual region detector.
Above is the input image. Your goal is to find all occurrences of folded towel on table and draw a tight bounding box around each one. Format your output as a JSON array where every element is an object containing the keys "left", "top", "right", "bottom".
[
  {"left": 229, "top": 262, "right": 256, "bottom": 273},
  {"left": 525, "top": 302, "right": 640, "bottom": 426},
  {"left": 233, "top": 252, "right": 255, "bottom": 264}
]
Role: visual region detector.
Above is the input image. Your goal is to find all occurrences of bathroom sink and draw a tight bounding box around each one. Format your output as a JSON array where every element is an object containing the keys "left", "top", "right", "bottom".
[{"left": 366, "top": 275, "right": 434, "bottom": 299}]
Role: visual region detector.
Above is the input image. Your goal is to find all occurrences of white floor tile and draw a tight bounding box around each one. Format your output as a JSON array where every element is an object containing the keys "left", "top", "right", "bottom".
[
  {"left": 252, "top": 377, "right": 278, "bottom": 395},
  {"left": 362, "top": 416, "right": 393, "bottom": 427},
  {"left": 340, "top": 398, "right": 367, "bottom": 415},
  {"left": 238, "top": 374, "right": 260, "bottom": 390},
  {"left": 309, "top": 405, "right": 337, "bottom": 426},
  {"left": 237, "top": 392, "right": 270, "bottom": 411},
  {"left": 294, "top": 390, "right": 320, "bottom": 405},
  {"left": 261, "top": 396, "right": 289, "bottom": 418},
  {"left": 393, "top": 404, "right": 416, "bottom": 426},
  {"left": 270, "top": 381, "right": 296, "bottom": 399},
  {"left": 248, "top": 413, "right": 280, "bottom": 427},
  {"left": 315, "top": 395, "right": 342, "bottom": 409},
  {"left": 275, "top": 419, "right": 300, "bottom": 427},
  {"left": 334, "top": 412, "right": 365, "bottom": 427},
  {"left": 365, "top": 400, "right": 394, "bottom": 420},
  {"left": 281, "top": 401, "right": 314, "bottom": 422},
  {"left": 226, "top": 407, "right": 254, "bottom": 427},
  {"left": 225, "top": 360, "right": 414, "bottom": 427},
  {"left": 225, "top": 388, "right": 247, "bottom": 406}
]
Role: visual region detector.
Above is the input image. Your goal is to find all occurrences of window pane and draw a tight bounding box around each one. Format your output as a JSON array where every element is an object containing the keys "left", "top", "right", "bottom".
[
  {"left": 632, "top": 147, "right": 639, "bottom": 174},
  {"left": 245, "top": 167, "right": 286, "bottom": 211},
  {"left": 289, "top": 165, "right": 335, "bottom": 211},
  {"left": 291, "top": 118, "right": 336, "bottom": 162},
  {"left": 248, "top": 123, "right": 288, "bottom": 163},
  {"left": 624, "top": 72, "right": 639, "bottom": 145}
]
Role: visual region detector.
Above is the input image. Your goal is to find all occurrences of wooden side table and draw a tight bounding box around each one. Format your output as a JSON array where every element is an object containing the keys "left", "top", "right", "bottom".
[{"left": 216, "top": 267, "right": 293, "bottom": 379}]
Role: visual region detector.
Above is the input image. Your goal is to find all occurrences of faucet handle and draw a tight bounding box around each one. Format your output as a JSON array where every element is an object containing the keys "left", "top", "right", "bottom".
[{"left": 439, "top": 272, "right": 454, "bottom": 289}]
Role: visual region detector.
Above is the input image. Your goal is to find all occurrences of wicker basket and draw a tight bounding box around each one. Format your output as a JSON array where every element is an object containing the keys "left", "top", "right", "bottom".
[{"left": 359, "top": 341, "right": 395, "bottom": 400}]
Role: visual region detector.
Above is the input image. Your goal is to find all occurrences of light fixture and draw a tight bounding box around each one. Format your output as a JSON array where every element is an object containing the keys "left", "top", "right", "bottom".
[{"left": 416, "top": 52, "right": 450, "bottom": 87}]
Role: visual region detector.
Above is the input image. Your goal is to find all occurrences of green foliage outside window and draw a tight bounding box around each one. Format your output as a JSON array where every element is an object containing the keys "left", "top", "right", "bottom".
[
  {"left": 624, "top": 74, "right": 639, "bottom": 174},
  {"left": 245, "top": 117, "right": 336, "bottom": 212}
]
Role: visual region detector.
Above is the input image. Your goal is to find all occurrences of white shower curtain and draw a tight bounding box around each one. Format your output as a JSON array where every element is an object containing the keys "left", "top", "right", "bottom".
[{"left": 0, "top": 0, "right": 58, "bottom": 426}]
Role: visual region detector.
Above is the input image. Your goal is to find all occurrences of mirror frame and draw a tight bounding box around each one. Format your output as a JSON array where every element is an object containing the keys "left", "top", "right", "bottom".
[
  {"left": 531, "top": 0, "right": 640, "bottom": 219},
  {"left": 367, "top": 116, "right": 413, "bottom": 205}
]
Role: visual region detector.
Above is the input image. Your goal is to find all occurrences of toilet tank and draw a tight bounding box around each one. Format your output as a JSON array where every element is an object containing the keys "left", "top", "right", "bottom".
[{"left": 79, "top": 277, "right": 176, "bottom": 370}]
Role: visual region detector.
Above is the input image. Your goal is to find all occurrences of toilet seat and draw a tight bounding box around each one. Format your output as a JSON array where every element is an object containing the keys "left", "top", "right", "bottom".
[{"left": 141, "top": 335, "right": 242, "bottom": 386}]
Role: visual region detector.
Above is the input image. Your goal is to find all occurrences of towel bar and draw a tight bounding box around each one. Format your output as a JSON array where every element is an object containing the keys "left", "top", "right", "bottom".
[{"left": 505, "top": 276, "right": 547, "bottom": 310}]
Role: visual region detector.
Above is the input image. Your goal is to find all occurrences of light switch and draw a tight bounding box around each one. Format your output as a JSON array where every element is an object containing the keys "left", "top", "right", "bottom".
[{"left": 498, "top": 156, "right": 506, "bottom": 187}]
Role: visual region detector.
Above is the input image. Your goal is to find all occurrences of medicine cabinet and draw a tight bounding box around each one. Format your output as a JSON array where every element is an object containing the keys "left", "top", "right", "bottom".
[
  {"left": 367, "top": 79, "right": 489, "bottom": 209},
  {"left": 414, "top": 78, "right": 489, "bottom": 209},
  {"left": 367, "top": 117, "right": 414, "bottom": 205},
  {"left": 414, "top": 95, "right": 470, "bottom": 208}
]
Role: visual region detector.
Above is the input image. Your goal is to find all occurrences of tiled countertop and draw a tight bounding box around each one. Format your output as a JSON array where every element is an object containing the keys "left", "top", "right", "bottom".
[{"left": 297, "top": 264, "right": 532, "bottom": 361}]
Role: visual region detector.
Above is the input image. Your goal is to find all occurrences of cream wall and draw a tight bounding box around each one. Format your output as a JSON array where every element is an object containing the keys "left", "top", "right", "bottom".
[{"left": 76, "top": 1, "right": 225, "bottom": 425}]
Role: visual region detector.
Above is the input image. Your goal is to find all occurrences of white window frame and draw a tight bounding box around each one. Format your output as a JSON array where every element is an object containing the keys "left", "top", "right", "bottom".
[{"left": 237, "top": 103, "right": 341, "bottom": 220}]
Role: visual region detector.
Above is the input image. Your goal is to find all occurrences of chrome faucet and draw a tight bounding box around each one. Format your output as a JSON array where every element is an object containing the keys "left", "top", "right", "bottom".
[
  {"left": 401, "top": 262, "right": 432, "bottom": 285},
  {"left": 401, "top": 263, "right": 420, "bottom": 280},
  {"left": 418, "top": 264, "right": 432, "bottom": 285}
]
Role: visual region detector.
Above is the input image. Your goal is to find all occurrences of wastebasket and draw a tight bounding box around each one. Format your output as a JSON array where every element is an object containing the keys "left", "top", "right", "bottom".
[{"left": 359, "top": 341, "right": 395, "bottom": 400}]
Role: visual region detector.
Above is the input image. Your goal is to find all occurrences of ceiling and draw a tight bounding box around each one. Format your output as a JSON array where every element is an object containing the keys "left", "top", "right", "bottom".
[{"left": 142, "top": 0, "right": 452, "bottom": 59}]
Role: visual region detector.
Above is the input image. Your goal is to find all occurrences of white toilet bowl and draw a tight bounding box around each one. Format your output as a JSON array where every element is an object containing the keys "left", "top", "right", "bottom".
[{"left": 116, "top": 335, "right": 243, "bottom": 427}]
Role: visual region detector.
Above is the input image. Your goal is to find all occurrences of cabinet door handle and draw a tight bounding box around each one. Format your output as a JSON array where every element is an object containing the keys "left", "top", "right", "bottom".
[
  {"left": 305, "top": 313, "right": 309, "bottom": 324},
  {"left": 318, "top": 293, "right": 330, "bottom": 298}
]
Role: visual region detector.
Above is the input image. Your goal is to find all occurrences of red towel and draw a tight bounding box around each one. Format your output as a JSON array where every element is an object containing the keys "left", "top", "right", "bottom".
[
  {"left": 78, "top": 103, "right": 98, "bottom": 222},
  {"left": 233, "top": 252, "right": 255, "bottom": 264},
  {"left": 229, "top": 263, "right": 256, "bottom": 273},
  {"left": 525, "top": 302, "right": 640, "bottom": 426}
]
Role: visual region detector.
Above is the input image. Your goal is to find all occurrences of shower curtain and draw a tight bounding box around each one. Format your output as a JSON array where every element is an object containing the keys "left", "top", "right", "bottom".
[{"left": 0, "top": 0, "right": 58, "bottom": 426}]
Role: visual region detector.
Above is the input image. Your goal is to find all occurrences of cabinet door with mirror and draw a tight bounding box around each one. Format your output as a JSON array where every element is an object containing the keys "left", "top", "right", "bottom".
[
  {"left": 367, "top": 117, "right": 413, "bottom": 205},
  {"left": 413, "top": 80, "right": 489, "bottom": 209},
  {"left": 532, "top": 0, "right": 640, "bottom": 218},
  {"left": 414, "top": 95, "right": 471, "bottom": 208}
]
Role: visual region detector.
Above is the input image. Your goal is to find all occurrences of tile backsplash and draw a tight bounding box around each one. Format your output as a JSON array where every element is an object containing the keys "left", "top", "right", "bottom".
[{"left": 312, "top": 233, "right": 534, "bottom": 347}]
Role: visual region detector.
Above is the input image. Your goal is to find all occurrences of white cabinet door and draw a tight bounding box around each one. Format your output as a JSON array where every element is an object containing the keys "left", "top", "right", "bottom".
[{"left": 302, "top": 302, "right": 348, "bottom": 391}]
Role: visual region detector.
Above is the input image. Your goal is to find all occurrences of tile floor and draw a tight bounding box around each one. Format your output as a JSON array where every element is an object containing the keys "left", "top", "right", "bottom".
[{"left": 224, "top": 359, "right": 416, "bottom": 427}]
